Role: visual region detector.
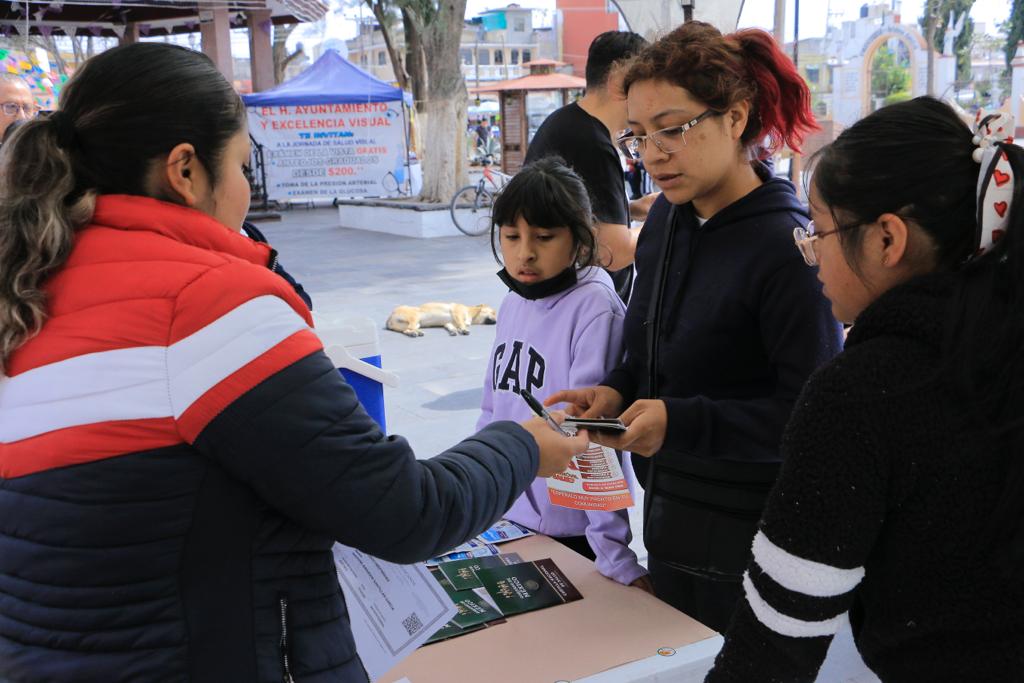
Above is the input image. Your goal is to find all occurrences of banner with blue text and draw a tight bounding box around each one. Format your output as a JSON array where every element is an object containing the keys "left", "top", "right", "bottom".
[{"left": 248, "top": 101, "right": 409, "bottom": 200}]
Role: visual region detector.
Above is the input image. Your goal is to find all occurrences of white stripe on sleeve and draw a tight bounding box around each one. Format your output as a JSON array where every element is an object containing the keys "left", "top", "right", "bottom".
[
  {"left": 742, "top": 572, "right": 848, "bottom": 639},
  {"left": 0, "top": 346, "right": 170, "bottom": 442},
  {"left": 0, "top": 295, "right": 310, "bottom": 442},
  {"left": 752, "top": 531, "right": 864, "bottom": 598},
  {"left": 167, "top": 295, "right": 310, "bottom": 417}
]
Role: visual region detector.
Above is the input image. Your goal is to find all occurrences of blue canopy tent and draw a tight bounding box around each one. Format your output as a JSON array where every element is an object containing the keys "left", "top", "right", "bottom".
[
  {"left": 243, "top": 50, "right": 414, "bottom": 202},
  {"left": 243, "top": 49, "right": 412, "bottom": 107}
]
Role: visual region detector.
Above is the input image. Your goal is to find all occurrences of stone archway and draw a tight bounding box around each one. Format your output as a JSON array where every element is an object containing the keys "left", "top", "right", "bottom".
[
  {"left": 831, "top": 13, "right": 954, "bottom": 130},
  {"left": 860, "top": 30, "right": 922, "bottom": 117}
]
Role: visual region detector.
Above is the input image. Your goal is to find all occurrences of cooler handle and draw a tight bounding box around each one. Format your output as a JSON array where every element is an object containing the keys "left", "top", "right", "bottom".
[{"left": 322, "top": 343, "right": 400, "bottom": 388}]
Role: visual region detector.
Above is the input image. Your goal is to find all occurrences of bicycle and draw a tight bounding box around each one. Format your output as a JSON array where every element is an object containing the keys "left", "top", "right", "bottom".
[
  {"left": 449, "top": 157, "right": 512, "bottom": 237},
  {"left": 382, "top": 169, "right": 411, "bottom": 195}
]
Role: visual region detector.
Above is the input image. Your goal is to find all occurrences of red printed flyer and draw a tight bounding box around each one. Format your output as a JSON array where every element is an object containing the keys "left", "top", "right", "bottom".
[{"left": 546, "top": 444, "right": 634, "bottom": 511}]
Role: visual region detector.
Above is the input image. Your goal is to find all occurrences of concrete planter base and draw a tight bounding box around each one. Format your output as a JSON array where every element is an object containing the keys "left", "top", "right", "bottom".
[{"left": 335, "top": 199, "right": 464, "bottom": 239}]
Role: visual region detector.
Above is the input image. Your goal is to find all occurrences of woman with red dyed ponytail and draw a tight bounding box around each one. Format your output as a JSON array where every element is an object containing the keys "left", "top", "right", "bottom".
[{"left": 546, "top": 21, "right": 843, "bottom": 631}]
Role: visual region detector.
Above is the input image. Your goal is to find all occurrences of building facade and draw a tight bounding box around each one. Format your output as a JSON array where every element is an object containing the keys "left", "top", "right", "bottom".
[
  {"left": 554, "top": 0, "right": 619, "bottom": 79},
  {"left": 346, "top": 4, "right": 558, "bottom": 89},
  {"left": 782, "top": 3, "right": 957, "bottom": 132}
]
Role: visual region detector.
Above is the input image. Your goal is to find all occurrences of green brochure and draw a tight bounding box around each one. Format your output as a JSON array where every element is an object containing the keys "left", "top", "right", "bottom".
[
  {"left": 438, "top": 552, "right": 524, "bottom": 591},
  {"left": 447, "top": 589, "right": 505, "bottom": 629},
  {"left": 474, "top": 558, "right": 583, "bottom": 617},
  {"left": 422, "top": 588, "right": 506, "bottom": 645},
  {"left": 423, "top": 619, "right": 484, "bottom": 644},
  {"left": 430, "top": 568, "right": 455, "bottom": 593}
]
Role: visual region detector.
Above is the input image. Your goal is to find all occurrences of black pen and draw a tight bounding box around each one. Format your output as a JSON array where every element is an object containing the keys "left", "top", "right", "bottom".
[{"left": 519, "top": 390, "right": 572, "bottom": 436}]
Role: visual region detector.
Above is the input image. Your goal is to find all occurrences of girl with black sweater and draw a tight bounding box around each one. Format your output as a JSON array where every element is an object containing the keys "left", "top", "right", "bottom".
[
  {"left": 707, "top": 98, "right": 1024, "bottom": 681},
  {"left": 547, "top": 22, "right": 843, "bottom": 632}
]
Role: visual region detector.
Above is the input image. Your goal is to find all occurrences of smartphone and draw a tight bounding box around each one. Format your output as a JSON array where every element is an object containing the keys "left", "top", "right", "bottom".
[{"left": 561, "top": 417, "right": 627, "bottom": 433}]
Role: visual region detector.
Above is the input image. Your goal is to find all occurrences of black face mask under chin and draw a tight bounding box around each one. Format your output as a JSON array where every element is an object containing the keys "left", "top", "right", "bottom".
[{"left": 497, "top": 267, "right": 578, "bottom": 300}]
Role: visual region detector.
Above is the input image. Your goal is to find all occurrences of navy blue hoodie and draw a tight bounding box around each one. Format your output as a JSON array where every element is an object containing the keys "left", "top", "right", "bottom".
[{"left": 604, "top": 171, "right": 842, "bottom": 574}]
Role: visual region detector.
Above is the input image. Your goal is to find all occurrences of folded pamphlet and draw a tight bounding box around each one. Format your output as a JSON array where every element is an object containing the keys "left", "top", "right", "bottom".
[
  {"left": 474, "top": 558, "right": 583, "bottom": 617},
  {"left": 426, "top": 538, "right": 501, "bottom": 566},
  {"left": 447, "top": 588, "right": 506, "bottom": 629},
  {"left": 423, "top": 619, "right": 485, "bottom": 644},
  {"left": 547, "top": 444, "right": 633, "bottom": 512},
  {"left": 438, "top": 553, "right": 524, "bottom": 591},
  {"left": 423, "top": 572, "right": 507, "bottom": 645},
  {"left": 477, "top": 519, "right": 534, "bottom": 544},
  {"left": 422, "top": 555, "right": 582, "bottom": 646}
]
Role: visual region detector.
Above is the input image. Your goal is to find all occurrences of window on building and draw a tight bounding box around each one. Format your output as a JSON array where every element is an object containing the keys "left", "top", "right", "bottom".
[
  {"left": 461, "top": 48, "right": 473, "bottom": 65},
  {"left": 805, "top": 65, "right": 820, "bottom": 84},
  {"left": 478, "top": 49, "right": 490, "bottom": 65},
  {"left": 360, "top": 53, "right": 368, "bottom": 66},
  {"left": 511, "top": 49, "right": 519, "bottom": 64},
  {"left": 522, "top": 49, "right": 531, "bottom": 64},
  {"left": 514, "top": 18, "right": 525, "bottom": 32},
  {"left": 377, "top": 51, "right": 387, "bottom": 65},
  {"left": 494, "top": 49, "right": 503, "bottom": 65}
]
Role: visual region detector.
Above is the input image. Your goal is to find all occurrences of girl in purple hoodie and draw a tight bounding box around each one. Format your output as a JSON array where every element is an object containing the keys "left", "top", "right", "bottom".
[{"left": 477, "top": 157, "right": 649, "bottom": 589}]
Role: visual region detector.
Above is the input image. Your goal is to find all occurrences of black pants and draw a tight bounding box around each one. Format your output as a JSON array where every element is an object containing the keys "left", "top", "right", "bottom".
[
  {"left": 648, "top": 556, "right": 744, "bottom": 633},
  {"left": 553, "top": 534, "right": 597, "bottom": 561}
]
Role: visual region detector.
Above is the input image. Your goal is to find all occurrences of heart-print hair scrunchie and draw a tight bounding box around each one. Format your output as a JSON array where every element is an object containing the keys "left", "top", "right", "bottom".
[{"left": 973, "top": 109, "right": 1016, "bottom": 257}]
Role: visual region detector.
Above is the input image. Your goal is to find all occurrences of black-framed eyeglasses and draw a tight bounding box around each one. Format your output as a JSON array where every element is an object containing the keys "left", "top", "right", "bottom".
[
  {"left": 1, "top": 102, "right": 39, "bottom": 117},
  {"left": 616, "top": 109, "right": 719, "bottom": 160},
  {"left": 792, "top": 220, "right": 849, "bottom": 266}
]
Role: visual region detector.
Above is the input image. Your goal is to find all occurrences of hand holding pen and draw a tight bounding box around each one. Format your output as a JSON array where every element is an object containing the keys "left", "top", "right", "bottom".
[
  {"left": 518, "top": 390, "right": 590, "bottom": 477},
  {"left": 520, "top": 389, "right": 573, "bottom": 435}
]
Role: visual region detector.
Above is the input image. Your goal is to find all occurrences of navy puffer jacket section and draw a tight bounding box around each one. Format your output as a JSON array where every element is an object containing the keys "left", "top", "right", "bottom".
[{"left": 0, "top": 196, "right": 538, "bottom": 682}]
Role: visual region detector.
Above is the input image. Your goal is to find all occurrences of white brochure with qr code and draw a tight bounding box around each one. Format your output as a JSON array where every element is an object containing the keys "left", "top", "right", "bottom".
[{"left": 333, "top": 544, "right": 457, "bottom": 682}]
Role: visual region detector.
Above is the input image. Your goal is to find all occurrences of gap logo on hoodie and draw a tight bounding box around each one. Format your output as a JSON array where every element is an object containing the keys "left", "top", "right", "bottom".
[{"left": 492, "top": 340, "right": 546, "bottom": 396}]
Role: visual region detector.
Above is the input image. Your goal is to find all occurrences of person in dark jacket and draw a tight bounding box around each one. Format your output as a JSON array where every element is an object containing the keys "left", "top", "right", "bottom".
[
  {"left": 547, "top": 22, "right": 842, "bottom": 632},
  {"left": 242, "top": 220, "right": 313, "bottom": 310},
  {"left": 707, "top": 98, "right": 1024, "bottom": 682},
  {"left": 0, "top": 43, "right": 589, "bottom": 683}
]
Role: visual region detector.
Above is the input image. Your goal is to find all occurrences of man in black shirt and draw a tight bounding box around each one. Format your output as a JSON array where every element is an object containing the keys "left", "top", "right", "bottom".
[{"left": 525, "top": 31, "right": 653, "bottom": 301}]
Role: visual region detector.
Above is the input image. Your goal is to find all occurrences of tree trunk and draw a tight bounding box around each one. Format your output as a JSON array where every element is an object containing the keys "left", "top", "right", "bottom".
[
  {"left": 925, "top": 0, "right": 938, "bottom": 95},
  {"left": 402, "top": 7, "right": 428, "bottom": 114},
  {"left": 70, "top": 34, "right": 85, "bottom": 67},
  {"left": 419, "top": 0, "right": 468, "bottom": 202},
  {"left": 367, "top": 1, "right": 410, "bottom": 93},
  {"left": 273, "top": 23, "right": 302, "bottom": 84}
]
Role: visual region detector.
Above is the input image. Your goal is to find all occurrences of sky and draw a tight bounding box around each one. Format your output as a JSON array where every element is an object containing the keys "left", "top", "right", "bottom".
[
  {"left": 326, "top": 0, "right": 1013, "bottom": 43},
  {"left": 737, "top": 0, "right": 1012, "bottom": 41}
]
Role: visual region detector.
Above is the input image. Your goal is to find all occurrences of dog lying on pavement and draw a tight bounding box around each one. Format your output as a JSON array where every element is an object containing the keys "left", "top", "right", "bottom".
[{"left": 386, "top": 303, "right": 497, "bottom": 337}]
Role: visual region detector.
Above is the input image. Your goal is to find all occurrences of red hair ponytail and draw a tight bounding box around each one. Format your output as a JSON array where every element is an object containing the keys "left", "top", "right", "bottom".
[
  {"left": 623, "top": 22, "right": 819, "bottom": 156},
  {"left": 729, "top": 28, "right": 818, "bottom": 154}
]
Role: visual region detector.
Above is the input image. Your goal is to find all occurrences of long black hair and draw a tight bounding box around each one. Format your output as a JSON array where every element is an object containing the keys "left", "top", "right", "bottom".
[
  {"left": 0, "top": 42, "right": 245, "bottom": 370},
  {"left": 490, "top": 156, "right": 598, "bottom": 270},
  {"left": 58, "top": 42, "right": 244, "bottom": 200},
  {"left": 810, "top": 97, "right": 1024, "bottom": 425},
  {"left": 810, "top": 97, "right": 980, "bottom": 271},
  {"left": 812, "top": 96, "right": 1024, "bottom": 564}
]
